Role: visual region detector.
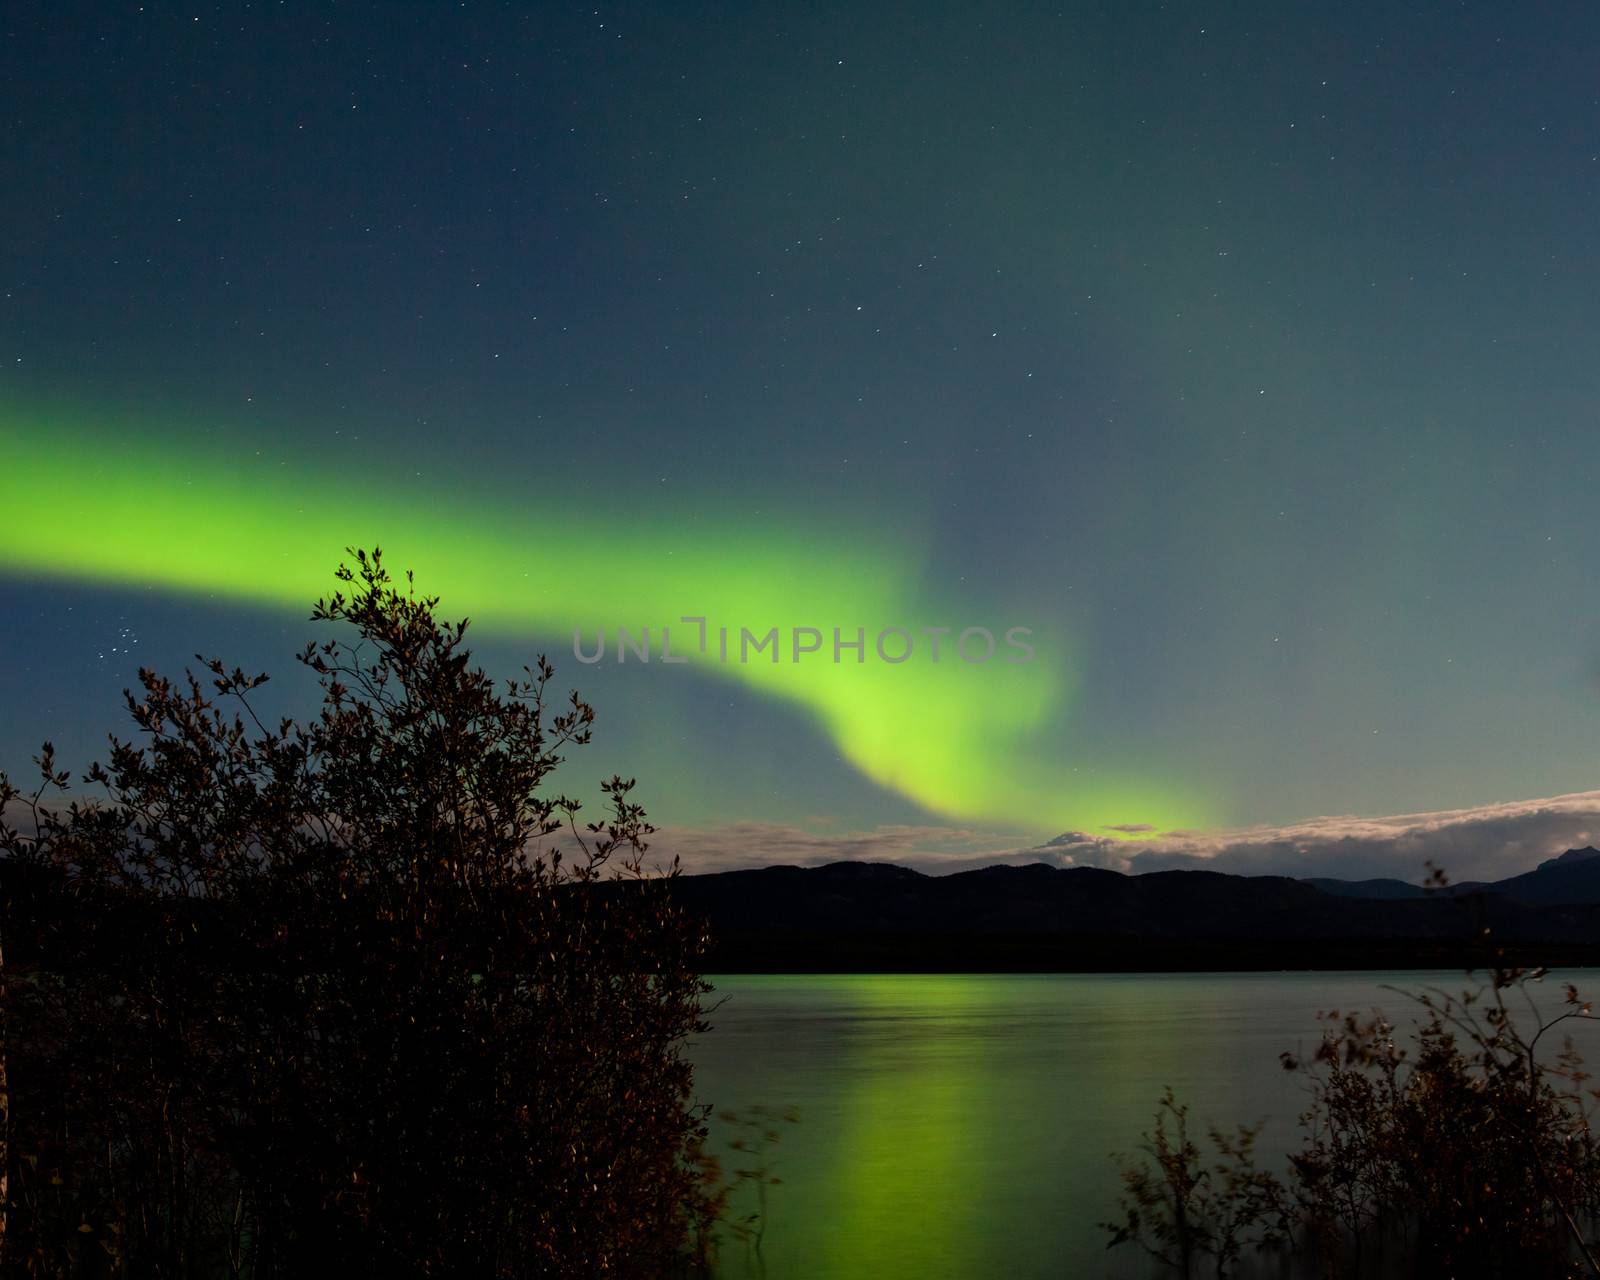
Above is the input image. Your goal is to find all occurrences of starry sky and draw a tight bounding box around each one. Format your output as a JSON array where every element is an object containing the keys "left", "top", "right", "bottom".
[{"left": 5, "top": 2, "right": 1600, "bottom": 873}]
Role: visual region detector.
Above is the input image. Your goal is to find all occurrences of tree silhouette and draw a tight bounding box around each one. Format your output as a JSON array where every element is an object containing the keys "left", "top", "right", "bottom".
[{"left": 0, "top": 548, "right": 715, "bottom": 1278}]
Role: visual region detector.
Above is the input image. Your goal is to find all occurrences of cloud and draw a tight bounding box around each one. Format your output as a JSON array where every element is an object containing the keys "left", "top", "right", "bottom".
[
  {"left": 1035, "top": 791, "right": 1600, "bottom": 883},
  {"left": 24, "top": 770, "right": 1582, "bottom": 887},
  {"left": 637, "top": 821, "right": 1043, "bottom": 876},
  {"left": 643, "top": 790, "right": 1600, "bottom": 883}
]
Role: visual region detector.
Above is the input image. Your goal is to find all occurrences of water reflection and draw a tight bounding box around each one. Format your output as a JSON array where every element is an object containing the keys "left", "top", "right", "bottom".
[{"left": 690, "top": 971, "right": 1600, "bottom": 1279}]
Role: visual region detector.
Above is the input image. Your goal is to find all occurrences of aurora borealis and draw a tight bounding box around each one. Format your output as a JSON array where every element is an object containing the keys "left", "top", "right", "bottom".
[
  {"left": 6, "top": 2, "right": 1600, "bottom": 869},
  {"left": 4, "top": 405, "right": 1206, "bottom": 832}
]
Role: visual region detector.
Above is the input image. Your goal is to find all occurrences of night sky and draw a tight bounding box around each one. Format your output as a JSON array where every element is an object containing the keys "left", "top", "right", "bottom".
[{"left": 5, "top": 2, "right": 1600, "bottom": 877}]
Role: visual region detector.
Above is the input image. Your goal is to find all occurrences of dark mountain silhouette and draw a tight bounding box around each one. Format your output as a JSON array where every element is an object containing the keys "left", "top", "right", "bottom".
[
  {"left": 1449, "top": 846, "right": 1600, "bottom": 907},
  {"left": 1544, "top": 846, "right": 1600, "bottom": 866},
  {"left": 1302, "top": 877, "right": 1428, "bottom": 901},
  {"left": 670, "top": 851, "right": 1600, "bottom": 972},
  {"left": 1308, "top": 846, "right": 1600, "bottom": 906}
]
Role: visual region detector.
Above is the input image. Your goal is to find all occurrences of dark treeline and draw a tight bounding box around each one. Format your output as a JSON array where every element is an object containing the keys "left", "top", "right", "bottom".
[
  {"left": 670, "top": 861, "right": 1600, "bottom": 973},
  {"left": 693, "top": 928, "right": 1600, "bottom": 974},
  {"left": 0, "top": 551, "right": 718, "bottom": 1279}
]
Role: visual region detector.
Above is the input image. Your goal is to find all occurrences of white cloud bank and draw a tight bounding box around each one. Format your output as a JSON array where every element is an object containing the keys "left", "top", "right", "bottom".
[
  {"left": 17, "top": 785, "right": 1596, "bottom": 887},
  {"left": 649, "top": 791, "right": 1600, "bottom": 884}
]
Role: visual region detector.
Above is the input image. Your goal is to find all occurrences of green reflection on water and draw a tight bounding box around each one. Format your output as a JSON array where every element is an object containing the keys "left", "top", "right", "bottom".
[
  {"left": 695, "top": 972, "right": 1541, "bottom": 1280},
  {"left": 696, "top": 974, "right": 1224, "bottom": 1280},
  {"left": 811, "top": 978, "right": 995, "bottom": 1278}
]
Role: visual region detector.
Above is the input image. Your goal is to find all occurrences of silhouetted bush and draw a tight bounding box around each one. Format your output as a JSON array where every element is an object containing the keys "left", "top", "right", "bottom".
[
  {"left": 1106, "top": 911, "right": 1600, "bottom": 1277},
  {"left": 1103, "top": 1087, "right": 1294, "bottom": 1276},
  {"left": 0, "top": 549, "right": 715, "bottom": 1278}
]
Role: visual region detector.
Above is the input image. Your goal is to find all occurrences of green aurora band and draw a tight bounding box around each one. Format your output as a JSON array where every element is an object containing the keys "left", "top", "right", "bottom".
[{"left": 0, "top": 409, "right": 1211, "bottom": 834}]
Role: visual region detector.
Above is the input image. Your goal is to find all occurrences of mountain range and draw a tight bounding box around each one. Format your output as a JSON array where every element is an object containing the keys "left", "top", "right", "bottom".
[{"left": 671, "top": 847, "right": 1600, "bottom": 972}]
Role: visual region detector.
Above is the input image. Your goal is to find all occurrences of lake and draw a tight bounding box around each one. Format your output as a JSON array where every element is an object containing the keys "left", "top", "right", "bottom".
[{"left": 690, "top": 971, "right": 1600, "bottom": 1279}]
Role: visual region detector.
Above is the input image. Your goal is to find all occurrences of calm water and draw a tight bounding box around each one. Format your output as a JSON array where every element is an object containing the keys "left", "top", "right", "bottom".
[{"left": 690, "top": 971, "right": 1600, "bottom": 1279}]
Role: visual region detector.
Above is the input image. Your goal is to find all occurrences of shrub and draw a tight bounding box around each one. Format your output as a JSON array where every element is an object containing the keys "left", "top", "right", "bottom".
[
  {"left": 1102, "top": 1087, "right": 1294, "bottom": 1277},
  {"left": 1106, "top": 957, "right": 1600, "bottom": 1278},
  {"left": 0, "top": 549, "right": 715, "bottom": 1278}
]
